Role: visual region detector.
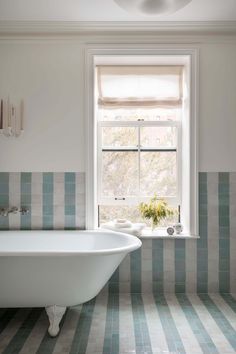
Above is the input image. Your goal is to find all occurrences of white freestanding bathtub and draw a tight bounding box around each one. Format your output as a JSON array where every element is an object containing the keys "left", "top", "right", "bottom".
[{"left": 0, "top": 230, "right": 141, "bottom": 336}]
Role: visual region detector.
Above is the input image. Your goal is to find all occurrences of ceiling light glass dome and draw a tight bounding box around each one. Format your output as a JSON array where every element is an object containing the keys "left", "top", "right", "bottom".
[{"left": 114, "top": 0, "right": 192, "bottom": 15}]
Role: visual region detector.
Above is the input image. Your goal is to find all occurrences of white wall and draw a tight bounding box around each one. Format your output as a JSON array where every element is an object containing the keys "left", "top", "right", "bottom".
[
  {"left": 0, "top": 38, "right": 236, "bottom": 172},
  {"left": 0, "top": 41, "right": 84, "bottom": 171},
  {"left": 199, "top": 42, "right": 236, "bottom": 171}
]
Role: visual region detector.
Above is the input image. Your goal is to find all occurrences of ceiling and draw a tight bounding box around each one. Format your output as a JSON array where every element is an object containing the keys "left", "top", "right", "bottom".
[{"left": 0, "top": 0, "right": 236, "bottom": 22}]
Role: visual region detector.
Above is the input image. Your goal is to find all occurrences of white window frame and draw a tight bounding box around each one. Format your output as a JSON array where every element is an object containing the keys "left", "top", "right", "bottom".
[{"left": 85, "top": 46, "right": 199, "bottom": 236}]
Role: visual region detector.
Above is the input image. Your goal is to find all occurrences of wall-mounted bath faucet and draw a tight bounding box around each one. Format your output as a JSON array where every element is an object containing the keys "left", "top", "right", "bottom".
[
  {"left": 0, "top": 208, "right": 9, "bottom": 217},
  {"left": 19, "top": 207, "right": 29, "bottom": 215},
  {"left": 0, "top": 207, "right": 29, "bottom": 217}
]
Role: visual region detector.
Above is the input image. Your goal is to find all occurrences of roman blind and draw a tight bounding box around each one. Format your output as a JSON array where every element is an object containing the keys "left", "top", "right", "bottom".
[{"left": 97, "top": 65, "right": 183, "bottom": 108}]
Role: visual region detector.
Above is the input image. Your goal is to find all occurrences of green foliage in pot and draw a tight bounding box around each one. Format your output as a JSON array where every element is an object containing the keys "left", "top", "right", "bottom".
[{"left": 139, "top": 194, "right": 175, "bottom": 230}]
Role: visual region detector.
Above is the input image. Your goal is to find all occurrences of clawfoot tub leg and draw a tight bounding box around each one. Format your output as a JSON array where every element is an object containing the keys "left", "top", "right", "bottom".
[{"left": 45, "top": 305, "right": 67, "bottom": 337}]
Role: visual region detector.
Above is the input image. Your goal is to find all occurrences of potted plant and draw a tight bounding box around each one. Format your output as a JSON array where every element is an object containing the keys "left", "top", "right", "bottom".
[{"left": 139, "top": 194, "right": 175, "bottom": 231}]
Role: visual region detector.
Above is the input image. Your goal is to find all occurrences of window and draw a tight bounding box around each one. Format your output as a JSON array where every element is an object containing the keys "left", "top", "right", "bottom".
[
  {"left": 96, "top": 65, "right": 183, "bottom": 227},
  {"left": 85, "top": 48, "right": 198, "bottom": 236}
]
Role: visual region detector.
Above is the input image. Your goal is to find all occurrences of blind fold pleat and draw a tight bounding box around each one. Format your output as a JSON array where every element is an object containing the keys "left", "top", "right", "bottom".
[
  {"left": 97, "top": 98, "right": 182, "bottom": 108},
  {"left": 97, "top": 65, "right": 183, "bottom": 108}
]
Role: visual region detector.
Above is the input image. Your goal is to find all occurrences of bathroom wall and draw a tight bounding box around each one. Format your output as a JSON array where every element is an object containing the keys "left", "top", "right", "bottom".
[
  {"left": 109, "top": 172, "right": 236, "bottom": 294},
  {"left": 0, "top": 34, "right": 236, "bottom": 293},
  {"left": 0, "top": 172, "right": 85, "bottom": 230},
  {"left": 0, "top": 42, "right": 84, "bottom": 171},
  {"left": 0, "top": 40, "right": 236, "bottom": 172},
  {"left": 0, "top": 171, "right": 235, "bottom": 293}
]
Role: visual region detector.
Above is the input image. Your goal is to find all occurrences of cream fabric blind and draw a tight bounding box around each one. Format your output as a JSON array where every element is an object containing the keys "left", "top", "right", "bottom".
[{"left": 97, "top": 65, "right": 183, "bottom": 108}]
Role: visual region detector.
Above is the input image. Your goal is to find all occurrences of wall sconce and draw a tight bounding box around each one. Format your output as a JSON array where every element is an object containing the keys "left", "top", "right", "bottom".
[{"left": 0, "top": 97, "right": 24, "bottom": 137}]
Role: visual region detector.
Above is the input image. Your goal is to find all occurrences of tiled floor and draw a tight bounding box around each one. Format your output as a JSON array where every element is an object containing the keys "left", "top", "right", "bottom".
[{"left": 1, "top": 293, "right": 236, "bottom": 354}]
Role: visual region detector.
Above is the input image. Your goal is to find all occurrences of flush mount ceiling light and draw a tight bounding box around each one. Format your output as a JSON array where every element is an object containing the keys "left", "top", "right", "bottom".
[{"left": 114, "top": 0, "right": 192, "bottom": 15}]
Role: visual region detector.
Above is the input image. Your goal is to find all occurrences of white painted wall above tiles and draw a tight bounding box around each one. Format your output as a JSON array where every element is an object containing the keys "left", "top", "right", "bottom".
[
  {"left": 0, "top": 42, "right": 84, "bottom": 171},
  {"left": 199, "top": 42, "right": 236, "bottom": 172},
  {"left": 0, "top": 38, "right": 236, "bottom": 172}
]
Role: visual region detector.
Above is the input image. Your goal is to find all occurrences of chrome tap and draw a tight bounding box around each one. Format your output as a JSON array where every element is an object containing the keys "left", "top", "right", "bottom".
[
  {"left": 0, "top": 206, "right": 29, "bottom": 217},
  {"left": 0, "top": 208, "right": 9, "bottom": 217},
  {"left": 19, "top": 207, "right": 29, "bottom": 215},
  {"left": 0, "top": 207, "right": 18, "bottom": 216},
  {"left": 8, "top": 207, "right": 19, "bottom": 214}
]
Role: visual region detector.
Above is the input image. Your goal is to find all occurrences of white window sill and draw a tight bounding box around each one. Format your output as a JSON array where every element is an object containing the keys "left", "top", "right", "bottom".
[{"left": 140, "top": 228, "right": 199, "bottom": 240}]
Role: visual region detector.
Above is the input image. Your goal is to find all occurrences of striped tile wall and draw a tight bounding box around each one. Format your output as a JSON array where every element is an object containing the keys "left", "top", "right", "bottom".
[
  {"left": 0, "top": 172, "right": 236, "bottom": 293},
  {"left": 113, "top": 172, "right": 236, "bottom": 293},
  {"left": 0, "top": 172, "right": 85, "bottom": 230}
]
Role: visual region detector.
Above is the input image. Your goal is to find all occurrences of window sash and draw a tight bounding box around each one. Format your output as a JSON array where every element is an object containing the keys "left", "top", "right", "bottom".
[{"left": 97, "top": 120, "right": 181, "bottom": 205}]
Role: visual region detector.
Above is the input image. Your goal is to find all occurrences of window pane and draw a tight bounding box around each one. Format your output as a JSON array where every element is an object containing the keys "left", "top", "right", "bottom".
[
  {"left": 99, "top": 107, "right": 181, "bottom": 122},
  {"left": 141, "top": 126, "right": 177, "bottom": 148},
  {"left": 99, "top": 205, "right": 142, "bottom": 224},
  {"left": 99, "top": 205, "right": 178, "bottom": 227},
  {"left": 102, "top": 152, "right": 138, "bottom": 196},
  {"left": 102, "top": 127, "right": 137, "bottom": 147},
  {"left": 140, "top": 152, "right": 177, "bottom": 197}
]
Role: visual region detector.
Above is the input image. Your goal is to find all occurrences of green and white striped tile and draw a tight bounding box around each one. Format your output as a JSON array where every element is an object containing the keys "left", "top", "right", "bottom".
[
  {"left": 230, "top": 172, "right": 236, "bottom": 294},
  {"left": 0, "top": 172, "right": 85, "bottom": 232},
  {"left": 0, "top": 171, "right": 235, "bottom": 295},
  {"left": 0, "top": 172, "right": 9, "bottom": 230},
  {"left": 207, "top": 172, "right": 219, "bottom": 293},
  {"left": 2, "top": 294, "right": 236, "bottom": 353},
  {"left": 9, "top": 172, "right": 21, "bottom": 230},
  {"left": 218, "top": 172, "right": 230, "bottom": 293},
  {"left": 53, "top": 173, "right": 65, "bottom": 230}
]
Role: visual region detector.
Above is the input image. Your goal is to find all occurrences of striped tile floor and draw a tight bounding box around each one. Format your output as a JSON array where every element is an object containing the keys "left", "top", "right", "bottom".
[{"left": 1, "top": 293, "right": 236, "bottom": 354}]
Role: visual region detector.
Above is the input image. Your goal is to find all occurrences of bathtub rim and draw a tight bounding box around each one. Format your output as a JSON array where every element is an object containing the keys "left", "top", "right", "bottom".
[{"left": 0, "top": 229, "right": 142, "bottom": 257}]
